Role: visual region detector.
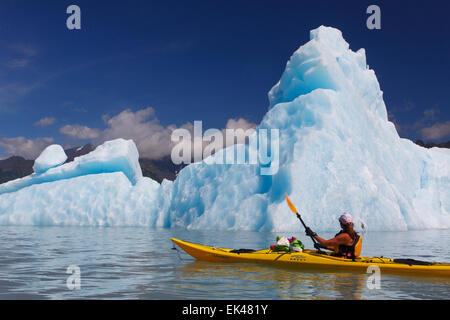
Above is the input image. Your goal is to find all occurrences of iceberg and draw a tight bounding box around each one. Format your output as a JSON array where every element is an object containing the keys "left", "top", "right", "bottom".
[
  {"left": 0, "top": 139, "right": 142, "bottom": 194},
  {"left": 0, "top": 26, "right": 449, "bottom": 231},
  {"left": 33, "top": 144, "right": 67, "bottom": 174}
]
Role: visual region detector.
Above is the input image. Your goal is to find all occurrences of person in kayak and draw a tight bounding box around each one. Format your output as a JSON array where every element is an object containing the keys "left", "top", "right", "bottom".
[{"left": 305, "top": 212, "right": 362, "bottom": 259}]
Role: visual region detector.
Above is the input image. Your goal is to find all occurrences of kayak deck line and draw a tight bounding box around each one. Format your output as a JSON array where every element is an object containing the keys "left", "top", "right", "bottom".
[{"left": 171, "top": 238, "right": 450, "bottom": 278}]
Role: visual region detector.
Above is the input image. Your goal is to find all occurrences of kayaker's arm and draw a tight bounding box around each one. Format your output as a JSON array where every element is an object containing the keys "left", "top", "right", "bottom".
[
  {"left": 305, "top": 227, "right": 352, "bottom": 250},
  {"left": 313, "top": 233, "right": 353, "bottom": 250}
]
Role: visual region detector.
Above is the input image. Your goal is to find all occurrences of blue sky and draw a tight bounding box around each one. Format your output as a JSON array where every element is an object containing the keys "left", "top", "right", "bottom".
[{"left": 0, "top": 0, "right": 449, "bottom": 159}]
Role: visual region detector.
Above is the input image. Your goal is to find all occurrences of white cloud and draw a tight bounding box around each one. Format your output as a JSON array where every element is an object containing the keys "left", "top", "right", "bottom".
[
  {"left": 7, "top": 58, "right": 31, "bottom": 69},
  {"left": 389, "top": 107, "right": 449, "bottom": 142},
  {"left": 225, "top": 118, "right": 257, "bottom": 131},
  {"left": 8, "top": 44, "right": 38, "bottom": 57},
  {"left": 6, "top": 44, "right": 38, "bottom": 69},
  {"left": 58, "top": 107, "right": 177, "bottom": 159},
  {"left": 0, "top": 136, "right": 54, "bottom": 159},
  {"left": 222, "top": 118, "right": 257, "bottom": 147},
  {"left": 422, "top": 109, "right": 439, "bottom": 121},
  {"left": 34, "top": 117, "right": 56, "bottom": 127},
  {"left": 59, "top": 108, "right": 258, "bottom": 160},
  {"left": 420, "top": 121, "right": 450, "bottom": 141},
  {"left": 60, "top": 124, "right": 101, "bottom": 140},
  {"left": 98, "top": 107, "right": 177, "bottom": 159}
]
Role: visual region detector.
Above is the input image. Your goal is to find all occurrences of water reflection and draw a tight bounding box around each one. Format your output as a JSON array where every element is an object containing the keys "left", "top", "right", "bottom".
[{"left": 175, "top": 261, "right": 373, "bottom": 300}]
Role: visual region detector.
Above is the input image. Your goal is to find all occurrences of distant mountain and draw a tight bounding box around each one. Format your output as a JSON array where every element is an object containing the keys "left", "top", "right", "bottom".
[
  {"left": 414, "top": 140, "right": 450, "bottom": 149},
  {"left": 64, "top": 143, "right": 95, "bottom": 162},
  {"left": 140, "top": 156, "right": 186, "bottom": 183},
  {"left": 0, "top": 156, "right": 34, "bottom": 184},
  {"left": 0, "top": 144, "right": 186, "bottom": 184}
]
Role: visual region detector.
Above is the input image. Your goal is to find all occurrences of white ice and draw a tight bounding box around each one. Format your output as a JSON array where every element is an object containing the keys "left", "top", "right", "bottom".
[
  {"left": 33, "top": 144, "right": 67, "bottom": 174},
  {"left": 0, "top": 139, "right": 142, "bottom": 194}
]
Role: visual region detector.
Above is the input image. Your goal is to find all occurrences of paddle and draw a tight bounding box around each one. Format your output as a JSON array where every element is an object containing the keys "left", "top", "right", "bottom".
[{"left": 285, "top": 194, "right": 324, "bottom": 252}]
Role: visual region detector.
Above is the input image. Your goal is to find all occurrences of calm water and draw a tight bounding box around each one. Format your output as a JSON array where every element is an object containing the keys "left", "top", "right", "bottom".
[{"left": 0, "top": 226, "right": 449, "bottom": 300}]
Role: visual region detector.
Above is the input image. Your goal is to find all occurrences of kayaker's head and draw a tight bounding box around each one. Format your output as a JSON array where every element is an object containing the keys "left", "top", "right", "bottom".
[{"left": 339, "top": 212, "right": 354, "bottom": 229}]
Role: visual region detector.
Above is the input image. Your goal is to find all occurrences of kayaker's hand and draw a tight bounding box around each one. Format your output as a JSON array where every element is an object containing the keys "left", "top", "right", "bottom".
[{"left": 305, "top": 227, "right": 317, "bottom": 237}]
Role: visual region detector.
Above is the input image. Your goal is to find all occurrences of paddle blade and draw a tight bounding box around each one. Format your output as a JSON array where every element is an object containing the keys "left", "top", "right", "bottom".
[{"left": 285, "top": 194, "right": 298, "bottom": 214}]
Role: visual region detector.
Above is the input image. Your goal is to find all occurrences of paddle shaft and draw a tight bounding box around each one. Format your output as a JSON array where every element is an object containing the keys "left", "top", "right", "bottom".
[
  {"left": 285, "top": 194, "right": 324, "bottom": 252},
  {"left": 295, "top": 212, "right": 319, "bottom": 245}
]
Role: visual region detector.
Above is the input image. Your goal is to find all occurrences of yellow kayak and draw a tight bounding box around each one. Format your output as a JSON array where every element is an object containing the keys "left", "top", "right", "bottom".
[{"left": 171, "top": 238, "right": 450, "bottom": 277}]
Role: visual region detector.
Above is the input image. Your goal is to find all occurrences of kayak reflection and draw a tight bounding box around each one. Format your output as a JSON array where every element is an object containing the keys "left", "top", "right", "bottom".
[{"left": 175, "top": 260, "right": 369, "bottom": 300}]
